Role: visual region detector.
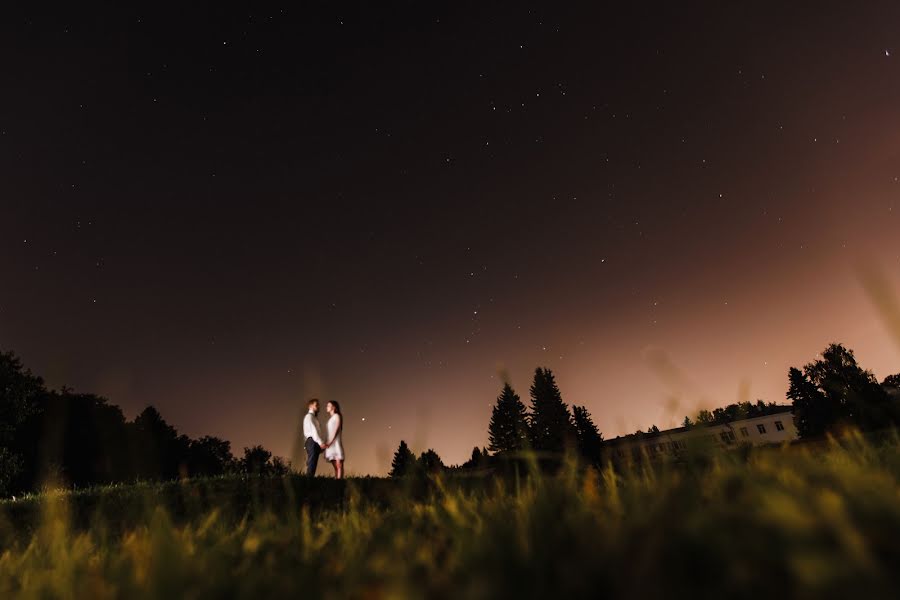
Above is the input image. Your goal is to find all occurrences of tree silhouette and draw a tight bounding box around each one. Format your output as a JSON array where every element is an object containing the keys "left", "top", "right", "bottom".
[
  {"left": 0, "top": 350, "right": 292, "bottom": 495},
  {"left": 271, "top": 456, "right": 290, "bottom": 476},
  {"left": 130, "top": 406, "right": 190, "bottom": 481},
  {"left": 695, "top": 409, "right": 713, "bottom": 425},
  {"left": 418, "top": 449, "right": 445, "bottom": 473},
  {"left": 33, "top": 390, "right": 131, "bottom": 488},
  {"left": 188, "top": 436, "right": 235, "bottom": 476},
  {"left": 884, "top": 374, "right": 900, "bottom": 389},
  {"left": 681, "top": 416, "right": 694, "bottom": 429},
  {"left": 389, "top": 440, "right": 415, "bottom": 477},
  {"left": 702, "top": 400, "right": 782, "bottom": 426},
  {"left": 528, "top": 368, "right": 575, "bottom": 453},
  {"left": 572, "top": 406, "right": 603, "bottom": 465},
  {"left": 647, "top": 425, "right": 660, "bottom": 434},
  {"left": 0, "top": 351, "right": 44, "bottom": 494},
  {"left": 712, "top": 405, "right": 741, "bottom": 424},
  {"left": 462, "top": 446, "right": 485, "bottom": 469},
  {"left": 241, "top": 445, "right": 273, "bottom": 475},
  {"left": 488, "top": 383, "right": 529, "bottom": 454},
  {"left": 0, "top": 351, "right": 43, "bottom": 443},
  {"left": 787, "top": 366, "right": 831, "bottom": 438},
  {"left": 747, "top": 400, "right": 780, "bottom": 418},
  {"left": 788, "top": 343, "right": 899, "bottom": 437}
]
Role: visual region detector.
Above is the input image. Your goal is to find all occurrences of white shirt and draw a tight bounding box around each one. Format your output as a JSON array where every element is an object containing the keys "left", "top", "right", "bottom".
[{"left": 303, "top": 410, "right": 324, "bottom": 445}]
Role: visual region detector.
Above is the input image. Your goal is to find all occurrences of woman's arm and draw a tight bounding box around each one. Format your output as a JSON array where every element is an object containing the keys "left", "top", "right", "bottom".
[{"left": 327, "top": 415, "right": 341, "bottom": 445}]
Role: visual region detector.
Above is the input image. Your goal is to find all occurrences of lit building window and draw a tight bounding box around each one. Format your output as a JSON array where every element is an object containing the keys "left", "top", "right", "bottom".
[
  {"left": 774, "top": 421, "right": 784, "bottom": 431},
  {"left": 757, "top": 424, "right": 767, "bottom": 434}
]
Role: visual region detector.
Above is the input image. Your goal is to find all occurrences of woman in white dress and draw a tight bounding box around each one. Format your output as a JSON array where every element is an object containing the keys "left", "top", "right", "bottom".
[{"left": 324, "top": 400, "right": 344, "bottom": 479}]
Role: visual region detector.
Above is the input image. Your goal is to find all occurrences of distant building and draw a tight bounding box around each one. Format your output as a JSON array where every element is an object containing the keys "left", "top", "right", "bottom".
[{"left": 604, "top": 405, "right": 797, "bottom": 461}]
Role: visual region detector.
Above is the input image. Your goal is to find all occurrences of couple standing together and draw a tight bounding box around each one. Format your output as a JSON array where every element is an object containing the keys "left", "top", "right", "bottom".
[{"left": 302, "top": 398, "right": 345, "bottom": 479}]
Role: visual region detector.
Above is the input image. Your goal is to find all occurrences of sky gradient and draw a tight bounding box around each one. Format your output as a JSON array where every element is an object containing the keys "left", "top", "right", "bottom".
[{"left": 2, "top": 3, "right": 899, "bottom": 474}]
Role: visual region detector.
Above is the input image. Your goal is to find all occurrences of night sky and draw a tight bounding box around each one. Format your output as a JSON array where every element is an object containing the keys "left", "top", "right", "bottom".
[{"left": 2, "top": 3, "right": 899, "bottom": 474}]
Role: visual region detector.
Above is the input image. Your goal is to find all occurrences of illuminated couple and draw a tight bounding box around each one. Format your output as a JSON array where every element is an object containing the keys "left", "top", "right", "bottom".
[{"left": 302, "top": 398, "right": 345, "bottom": 479}]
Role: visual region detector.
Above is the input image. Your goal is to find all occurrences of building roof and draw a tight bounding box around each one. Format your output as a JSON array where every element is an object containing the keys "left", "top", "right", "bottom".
[{"left": 605, "top": 404, "right": 794, "bottom": 446}]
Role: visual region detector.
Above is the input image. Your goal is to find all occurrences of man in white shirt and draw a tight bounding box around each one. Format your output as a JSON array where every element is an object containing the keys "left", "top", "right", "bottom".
[{"left": 303, "top": 398, "right": 326, "bottom": 476}]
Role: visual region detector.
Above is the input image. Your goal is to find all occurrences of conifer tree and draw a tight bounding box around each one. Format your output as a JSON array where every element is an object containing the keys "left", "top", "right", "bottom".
[
  {"left": 572, "top": 405, "right": 603, "bottom": 465},
  {"left": 488, "top": 383, "right": 529, "bottom": 454},
  {"left": 528, "top": 367, "right": 575, "bottom": 452},
  {"left": 389, "top": 440, "right": 415, "bottom": 477},
  {"left": 465, "top": 446, "right": 483, "bottom": 468}
]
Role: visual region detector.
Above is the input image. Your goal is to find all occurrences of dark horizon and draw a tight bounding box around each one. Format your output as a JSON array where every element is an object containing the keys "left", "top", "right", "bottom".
[{"left": 2, "top": 2, "right": 899, "bottom": 474}]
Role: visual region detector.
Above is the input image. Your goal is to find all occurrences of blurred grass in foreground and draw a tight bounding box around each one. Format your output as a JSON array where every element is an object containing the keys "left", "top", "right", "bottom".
[{"left": 1, "top": 433, "right": 900, "bottom": 599}]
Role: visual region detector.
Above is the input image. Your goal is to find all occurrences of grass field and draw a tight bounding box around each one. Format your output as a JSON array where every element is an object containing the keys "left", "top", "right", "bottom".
[{"left": 2, "top": 434, "right": 900, "bottom": 599}]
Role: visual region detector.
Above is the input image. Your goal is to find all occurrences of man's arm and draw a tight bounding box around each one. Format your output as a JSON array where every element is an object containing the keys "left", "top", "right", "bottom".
[{"left": 304, "top": 413, "right": 325, "bottom": 445}]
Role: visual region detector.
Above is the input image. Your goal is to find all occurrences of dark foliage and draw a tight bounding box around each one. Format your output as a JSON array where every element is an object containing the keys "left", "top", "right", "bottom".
[
  {"left": 0, "top": 349, "right": 284, "bottom": 496},
  {"left": 13, "top": 390, "right": 133, "bottom": 490},
  {"left": 240, "top": 445, "right": 289, "bottom": 477},
  {"left": 695, "top": 409, "right": 714, "bottom": 424},
  {"left": 487, "top": 383, "right": 529, "bottom": 454},
  {"left": 241, "top": 445, "right": 272, "bottom": 475},
  {"left": 884, "top": 373, "right": 900, "bottom": 389},
  {"left": 189, "top": 436, "right": 236, "bottom": 477},
  {"left": 788, "top": 366, "right": 834, "bottom": 438},
  {"left": 465, "top": 447, "right": 482, "bottom": 468},
  {"left": 0, "top": 351, "right": 44, "bottom": 495},
  {"left": 688, "top": 400, "right": 785, "bottom": 427},
  {"left": 0, "top": 351, "right": 43, "bottom": 444},
  {"left": 460, "top": 446, "right": 490, "bottom": 470},
  {"left": 572, "top": 405, "right": 603, "bottom": 465},
  {"left": 130, "top": 406, "right": 191, "bottom": 481},
  {"left": 0, "top": 448, "right": 22, "bottom": 498},
  {"left": 389, "top": 440, "right": 415, "bottom": 478},
  {"left": 788, "top": 343, "right": 900, "bottom": 438},
  {"left": 528, "top": 368, "right": 576, "bottom": 453},
  {"left": 418, "top": 449, "right": 445, "bottom": 473}
]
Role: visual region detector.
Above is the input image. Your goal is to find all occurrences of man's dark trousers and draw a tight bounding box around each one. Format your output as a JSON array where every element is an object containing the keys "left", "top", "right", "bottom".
[{"left": 305, "top": 437, "right": 320, "bottom": 476}]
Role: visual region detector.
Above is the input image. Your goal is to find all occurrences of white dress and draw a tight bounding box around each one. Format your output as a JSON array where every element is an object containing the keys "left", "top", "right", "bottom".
[{"left": 324, "top": 414, "right": 344, "bottom": 461}]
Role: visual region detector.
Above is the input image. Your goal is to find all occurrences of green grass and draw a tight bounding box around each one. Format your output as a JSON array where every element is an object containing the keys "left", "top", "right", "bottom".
[{"left": 2, "top": 434, "right": 900, "bottom": 599}]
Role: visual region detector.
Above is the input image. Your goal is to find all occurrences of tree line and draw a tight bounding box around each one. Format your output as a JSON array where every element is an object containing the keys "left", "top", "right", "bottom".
[
  {"left": 658, "top": 344, "right": 898, "bottom": 439},
  {"left": 0, "top": 350, "right": 287, "bottom": 497},
  {"left": 787, "top": 343, "right": 899, "bottom": 438},
  {"left": 390, "top": 367, "right": 602, "bottom": 476},
  {"left": 3, "top": 340, "right": 897, "bottom": 491},
  {"left": 389, "top": 343, "right": 900, "bottom": 475}
]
